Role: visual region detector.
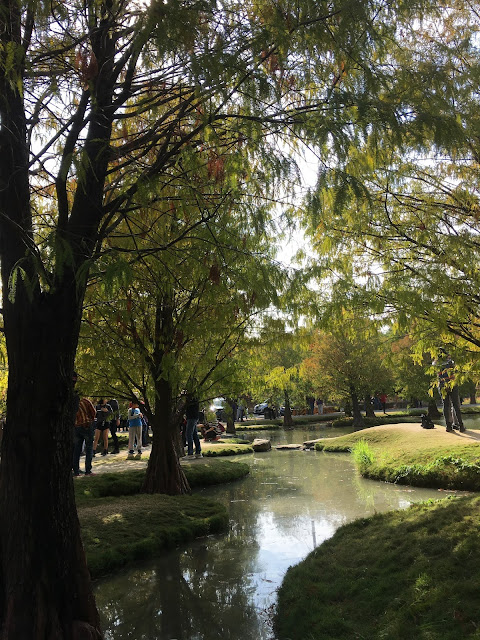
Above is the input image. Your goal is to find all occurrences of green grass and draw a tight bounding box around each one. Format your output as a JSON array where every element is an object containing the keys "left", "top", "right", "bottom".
[
  {"left": 332, "top": 414, "right": 421, "bottom": 428},
  {"left": 235, "top": 422, "right": 281, "bottom": 430},
  {"left": 80, "top": 493, "right": 228, "bottom": 579},
  {"left": 202, "top": 442, "right": 253, "bottom": 456},
  {"left": 315, "top": 424, "right": 480, "bottom": 490},
  {"left": 75, "top": 460, "right": 250, "bottom": 578},
  {"left": 275, "top": 495, "right": 480, "bottom": 640}
]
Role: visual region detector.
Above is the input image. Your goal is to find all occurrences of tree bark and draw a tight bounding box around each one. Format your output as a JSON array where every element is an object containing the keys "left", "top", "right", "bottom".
[
  {"left": 427, "top": 397, "right": 442, "bottom": 418},
  {"left": 467, "top": 380, "right": 477, "bottom": 405},
  {"left": 225, "top": 398, "right": 236, "bottom": 434},
  {"left": 142, "top": 413, "right": 190, "bottom": 495},
  {"left": 282, "top": 389, "right": 293, "bottom": 427},
  {"left": 0, "top": 291, "right": 102, "bottom": 639},
  {"left": 142, "top": 298, "right": 189, "bottom": 495},
  {"left": 350, "top": 385, "right": 364, "bottom": 429}
]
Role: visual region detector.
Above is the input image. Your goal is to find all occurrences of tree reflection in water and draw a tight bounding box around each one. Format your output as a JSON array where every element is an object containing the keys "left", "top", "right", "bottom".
[{"left": 95, "top": 427, "right": 446, "bottom": 639}]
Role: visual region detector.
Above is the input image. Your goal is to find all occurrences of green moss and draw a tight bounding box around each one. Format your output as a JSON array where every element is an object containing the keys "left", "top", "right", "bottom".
[
  {"left": 275, "top": 495, "right": 480, "bottom": 640},
  {"left": 203, "top": 444, "right": 253, "bottom": 457},
  {"left": 80, "top": 493, "right": 228, "bottom": 579}
]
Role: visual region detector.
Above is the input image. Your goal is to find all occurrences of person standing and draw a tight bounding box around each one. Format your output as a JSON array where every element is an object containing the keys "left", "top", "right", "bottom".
[
  {"left": 73, "top": 394, "right": 96, "bottom": 476},
  {"left": 379, "top": 392, "right": 387, "bottom": 415},
  {"left": 140, "top": 401, "right": 149, "bottom": 448},
  {"left": 185, "top": 394, "right": 202, "bottom": 459},
  {"left": 92, "top": 398, "right": 113, "bottom": 456},
  {"left": 316, "top": 398, "right": 324, "bottom": 415},
  {"left": 127, "top": 400, "right": 143, "bottom": 459},
  {"left": 107, "top": 398, "right": 121, "bottom": 454},
  {"left": 433, "top": 350, "right": 465, "bottom": 433}
]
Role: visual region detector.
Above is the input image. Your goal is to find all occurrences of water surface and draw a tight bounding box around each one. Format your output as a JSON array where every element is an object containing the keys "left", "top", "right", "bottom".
[{"left": 95, "top": 427, "right": 462, "bottom": 640}]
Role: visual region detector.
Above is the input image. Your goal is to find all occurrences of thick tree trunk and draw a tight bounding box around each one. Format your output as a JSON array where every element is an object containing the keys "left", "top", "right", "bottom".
[
  {"left": 142, "top": 377, "right": 189, "bottom": 495},
  {"left": 282, "top": 390, "right": 293, "bottom": 427},
  {"left": 0, "top": 296, "right": 102, "bottom": 639},
  {"left": 350, "top": 385, "right": 364, "bottom": 429}
]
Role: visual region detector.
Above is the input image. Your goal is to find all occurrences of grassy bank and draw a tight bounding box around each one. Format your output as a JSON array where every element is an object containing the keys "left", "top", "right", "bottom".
[
  {"left": 76, "top": 460, "right": 249, "bottom": 578},
  {"left": 315, "top": 423, "right": 480, "bottom": 490},
  {"left": 275, "top": 495, "right": 480, "bottom": 640}
]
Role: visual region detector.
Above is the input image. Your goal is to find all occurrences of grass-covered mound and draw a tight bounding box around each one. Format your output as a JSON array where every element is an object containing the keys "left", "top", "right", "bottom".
[
  {"left": 331, "top": 414, "right": 420, "bottom": 428},
  {"left": 275, "top": 495, "right": 480, "bottom": 640},
  {"left": 80, "top": 493, "right": 228, "bottom": 579},
  {"left": 315, "top": 423, "right": 480, "bottom": 490},
  {"left": 235, "top": 422, "right": 281, "bottom": 431},
  {"left": 202, "top": 441, "right": 253, "bottom": 456},
  {"left": 75, "top": 460, "right": 249, "bottom": 577}
]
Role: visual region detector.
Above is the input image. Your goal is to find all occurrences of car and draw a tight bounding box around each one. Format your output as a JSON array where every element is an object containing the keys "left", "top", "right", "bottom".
[
  {"left": 253, "top": 401, "right": 269, "bottom": 415},
  {"left": 210, "top": 397, "right": 227, "bottom": 421}
]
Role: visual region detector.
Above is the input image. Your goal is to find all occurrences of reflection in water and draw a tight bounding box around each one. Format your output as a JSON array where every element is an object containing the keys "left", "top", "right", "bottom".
[{"left": 95, "top": 428, "right": 458, "bottom": 639}]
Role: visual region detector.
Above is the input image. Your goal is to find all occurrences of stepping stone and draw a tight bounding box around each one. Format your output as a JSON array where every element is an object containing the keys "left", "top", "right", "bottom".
[
  {"left": 252, "top": 438, "right": 271, "bottom": 452},
  {"left": 275, "top": 444, "right": 304, "bottom": 450}
]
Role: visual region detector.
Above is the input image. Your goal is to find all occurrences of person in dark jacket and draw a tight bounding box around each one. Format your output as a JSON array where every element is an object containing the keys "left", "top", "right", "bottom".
[
  {"left": 107, "top": 398, "right": 121, "bottom": 454},
  {"left": 185, "top": 394, "right": 202, "bottom": 459}
]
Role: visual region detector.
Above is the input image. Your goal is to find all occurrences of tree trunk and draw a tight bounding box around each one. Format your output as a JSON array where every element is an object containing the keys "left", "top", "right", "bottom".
[
  {"left": 142, "top": 341, "right": 189, "bottom": 495},
  {"left": 427, "top": 397, "right": 442, "bottom": 418},
  {"left": 282, "top": 389, "right": 293, "bottom": 427},
  {"left": 350, "top": 385, "right": 364, "bottom": 429},
  {"left": 343, "top": 399, "right": 352, "bottom": 417},
  {"left": 225, "top": 398, "right": 236, "bottom": 434},
  {"left": 467, "top": 380, "right": 477, "bottom": 405},
  {"left": 0, "top": 294, "right": 102, "bottom": 638},
  {"left": 364, "top": 393, "right": 375, "bottom": 418}
]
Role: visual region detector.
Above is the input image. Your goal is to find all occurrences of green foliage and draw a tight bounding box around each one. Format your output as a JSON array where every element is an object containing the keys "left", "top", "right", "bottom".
[
  {"left": 302, "top": 2, "right": 480, "bottom": 378},
  {"left": 301, "top": 316, "right": 395, "bottom": 406}
]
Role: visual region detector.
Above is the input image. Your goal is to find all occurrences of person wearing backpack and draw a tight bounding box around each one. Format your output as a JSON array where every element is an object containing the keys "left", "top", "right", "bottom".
[
  {"left": 92, "top": 398, "right": 113, "bottom": 456},
  {"left": 73, "top": 394, "right": 96, "bottom": 476},
  {"left": 127, "top": 400, "right": 143, "bottom": 459},
  {"left": 433, "top": 350, "right": 465, "bottom": 433}
]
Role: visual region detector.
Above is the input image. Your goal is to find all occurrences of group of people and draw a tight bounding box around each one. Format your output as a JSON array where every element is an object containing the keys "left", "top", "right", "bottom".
[
  {"left": 181, "top": 394, "right": 227, "bottom": 458},
  {"left": 72, "top": 374, "right": 150, "bottom": 476}
]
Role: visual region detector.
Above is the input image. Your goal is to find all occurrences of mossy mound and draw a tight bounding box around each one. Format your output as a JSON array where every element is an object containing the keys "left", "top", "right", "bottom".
[
  {"left": 315, "top": 423, "right": 480, "bottom": 490},
  {"left": 275, "top": 495, "right": 480, "bottom": 640},
  {"left": 202, "top": 442, "right": 253, "bottom": 456},
  {"left": 75, "top": 459, "right": 250, "bottom": 578},
  {"left": 80, "top": 493, "right": 228, "bottom": 579}
]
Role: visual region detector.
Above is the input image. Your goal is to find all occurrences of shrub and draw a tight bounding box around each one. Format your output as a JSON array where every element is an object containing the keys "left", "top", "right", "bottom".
[{"left": 352, "top": 439, "right": 376, "bottom": 473}]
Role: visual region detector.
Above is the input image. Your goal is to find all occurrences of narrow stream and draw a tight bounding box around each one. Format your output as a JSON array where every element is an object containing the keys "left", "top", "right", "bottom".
[{"left": 95, "top": 424, "right": 472, "bottom": 640}]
